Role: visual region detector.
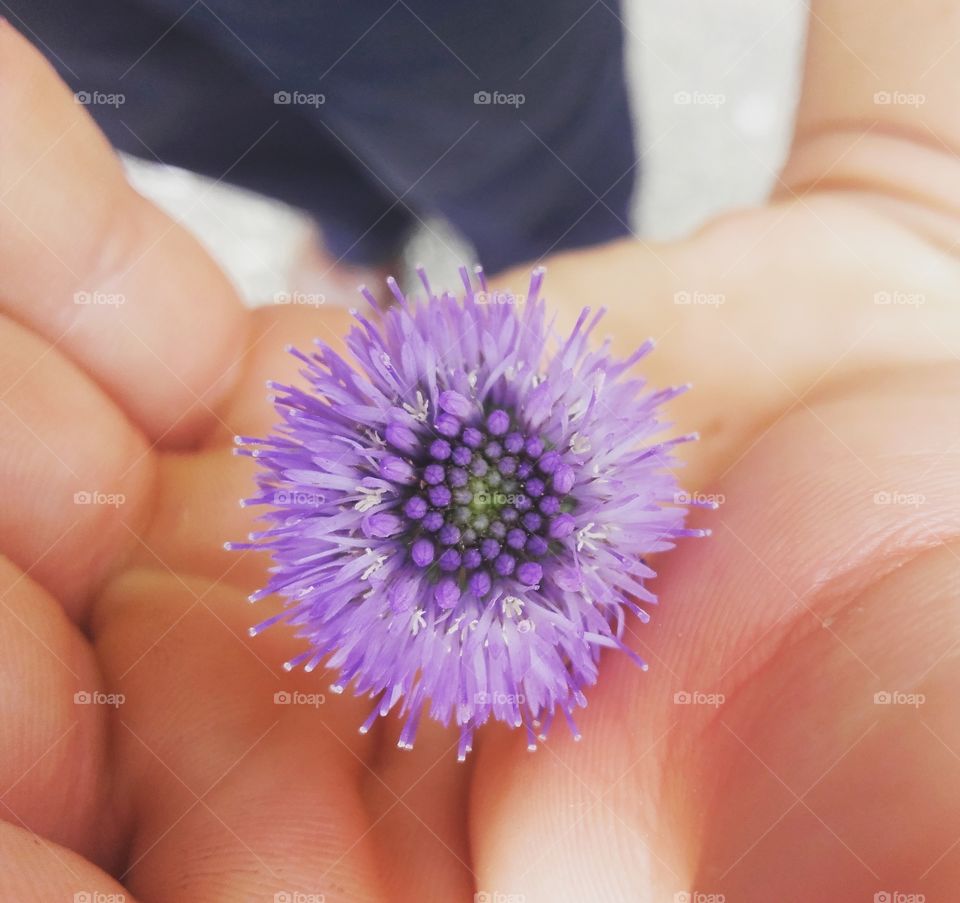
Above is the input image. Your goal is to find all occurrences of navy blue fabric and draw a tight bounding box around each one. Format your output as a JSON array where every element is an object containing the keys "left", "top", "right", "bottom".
[{"left": 11, "top": 1, "right": 637, "bottom": 271}]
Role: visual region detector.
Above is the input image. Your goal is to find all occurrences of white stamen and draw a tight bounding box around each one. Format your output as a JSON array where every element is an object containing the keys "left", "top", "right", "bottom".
[
  {"left": 576, "top": 522, "right": 608, "bottom": 552},
  {"left": 502, "top": 596, "right": 524, "bottom": 619},
  {"left": 365, "top": 429, "right": 386, "bottom": 447},
  {"left": 354, "top": 485, "right": 385, "bottom": 512},
  {"left": 410, "top": 608, "right": 426, "bottom": 636},
  {"left": 570, "top": 432, "right": 591, "bottom": 455},
  {"left": 403, "top": 390, "right": 429, "bottom": 423},
  {"left": 360, "top": 552, "right": 387, "bottom": 580}
]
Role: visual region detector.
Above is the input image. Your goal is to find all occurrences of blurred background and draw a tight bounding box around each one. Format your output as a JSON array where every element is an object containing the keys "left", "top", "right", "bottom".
[{"left": 120, "top": 0, "right": 807, "bottom": 303}]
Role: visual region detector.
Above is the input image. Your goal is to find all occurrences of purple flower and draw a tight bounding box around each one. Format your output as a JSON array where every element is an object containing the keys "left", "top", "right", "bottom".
[{"left": 232, "top": 266, "right": 704, "bottom": 759}]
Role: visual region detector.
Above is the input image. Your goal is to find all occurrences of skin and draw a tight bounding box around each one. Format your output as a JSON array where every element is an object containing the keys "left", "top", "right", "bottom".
[{"left": 0, "top": 2, "right": 958, "bottom": 899}]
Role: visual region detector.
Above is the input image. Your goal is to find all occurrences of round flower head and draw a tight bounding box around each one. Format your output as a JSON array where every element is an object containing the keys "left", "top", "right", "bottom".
[{"left": 233, "top": 266, "right": 704, "bottom": 759}]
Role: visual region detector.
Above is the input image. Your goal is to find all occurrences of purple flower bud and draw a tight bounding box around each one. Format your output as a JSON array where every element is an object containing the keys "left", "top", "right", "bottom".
[
  {"left": 380, "top": 455, "right": 416, "bottom": 484},
  {"left": 522, "top": 512, "right": 542, "bottom": 532},
  {"left": 423, "top": 463, "right": 445, "bottom": 485},
  {"left": 411, "top": 538, "right": 435, "bottom": 567},
  {"left": 504, "top": 432, "right": 524, "bottom": 454},
  {"left": 494, "top": 553, "right": 516, "bottom": 576},
  {"left": 524, "top": 436, "right": 544, "bottom": 458},
  {"left": 525, "top": 477, "right": 545, "bottom": 497},
  {"left": 480, "top": 538, "right": 500, "bottom": 560},
  {"left": 484, "top": 441, "right": 503, "bottom": 460},
  {"left": 516, "top": 561, "right": 543, "bottom": 586},
  {"left": 428, "top": 484, "right": 452, "bottom": 507},
  {"left": 439, "top": 523, "right": 461, "bottom": 546},
  {"left": 448, "top": 467, "right": 468, "bottom": 488},
  {"left": 498, "top": 456, "right": 517, "bottom": 476},
  {"left": 549, "top": 513, "right": 576, "bottom": 539},
  {"left": 552, "top": 464, "right": 576, "bottom": 495},
  {"left": 469, "top": 569, "right": 492, "bottom": 597},
  {"left": 452, "top": 446, "right": 472, "bottom": 466},
  {"left": 506, "top": 528, "right": 526, "bottom": 550},
  {"left": 438, "top": 548, "right": 461, "bottom": 572},
  {"left": 517, "top": 461, "right": 533, "bottom": 478},
  {"left": 463, "top": 548, "right": 483, "bottom": 570},
  {"left": 385, "top": 423, "right": 419, "bottom": 455},
  {"left": 526, "top": 535, "right": 549, "bottom": 556},
  {"left": 470, "top": 457, "right": 489, "bottom": 477},
  {"left": 486, "top": 409, "right": 510, "bottom": 436},
  {"left": 514, "top": 494, "right": 532, "bottom": 512},
  {"left": 363, "top": 512, "right": 403, "bottom": 538},
  {"left": 538, "top": 450, "right": 561, "bottom": 475},
  {"left": 539, "top": 495, "right": 561, "bottom": 515},
  {"left": 501, "top": 507, "right": 518, "bottom": 523},
  {"left": 435, "top": 413, "right": 461, "bottom": 437},
  {"left": 462, "top": 427, "right": 483, "bottom": 448},
  {"left": 429, "top": 439, "right": 452, "bottom": 461},
  {"left": 439, "top": 390, "right": 473, "bottom": 419},
  {"left": 434, "top": 578, "right": 460, "bottom": 610},
  {"left": 422, "top": 510, "right": 444, "bottom": 531},
  {"left": 403, "top": 496, "right": 428, "bottom": 519},
  {"left": 489, "top": 520, "right": 506, "bottom": 539}
]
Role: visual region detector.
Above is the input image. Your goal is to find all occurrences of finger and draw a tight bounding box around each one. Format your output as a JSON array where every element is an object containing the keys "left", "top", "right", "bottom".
[
  {"left": 0, "top": 315, "right": 153, "bottom": 617},
  {"left": 0, "top": 821, "right": 136, "bottom": 903},
  {"left": 93, "top": 569, "right": 394, "bottom": 901},
  {"left": 0, "top": 22, "right": 247, "bottom": 445},
  {"left": 137, "top": 304, "right": 360, "bottom": 590},
  {"left": 0, "top": 558, "right": 123, "bottom": 867},
  {"left": 472, "top": 362, "right": 960, "bottom": 900}
]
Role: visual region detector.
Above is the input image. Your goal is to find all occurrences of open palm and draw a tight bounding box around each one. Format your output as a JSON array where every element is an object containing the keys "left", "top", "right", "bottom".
[{"left": 3, "top": 15, "right": 960, "bottom": 902}]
